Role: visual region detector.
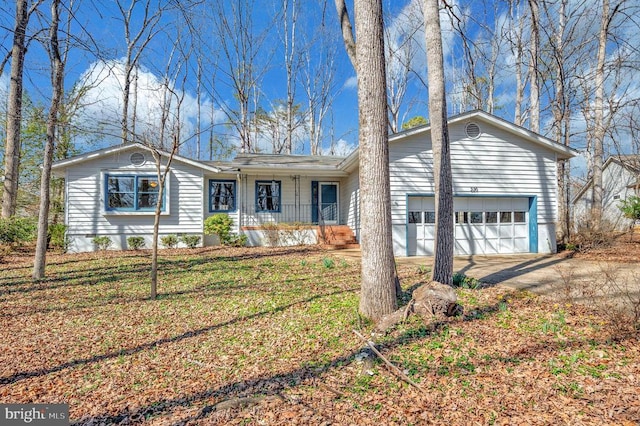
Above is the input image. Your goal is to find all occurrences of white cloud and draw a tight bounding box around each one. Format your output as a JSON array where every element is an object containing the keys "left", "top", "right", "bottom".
[
  {"left": 320, "top": 138, "right": 356, "bottom": 157},
  {"left": 343, "top": 75, "right": 357, "bottom": 90},
  {"left": 73, "top": 59, "right": 224, "bottom": 155}
]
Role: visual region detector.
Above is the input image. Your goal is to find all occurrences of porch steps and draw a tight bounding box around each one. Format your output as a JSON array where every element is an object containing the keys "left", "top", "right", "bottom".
[{"left": 318, "top": 225, "right": 359, "bottom": 250}]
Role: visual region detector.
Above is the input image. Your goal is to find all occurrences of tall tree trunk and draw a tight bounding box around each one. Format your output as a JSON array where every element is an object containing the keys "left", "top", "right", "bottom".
[
  {"left": 528, "top": 0, "right": 540, "bottom": 133},
  {"left": 33, "top": 0, "right": 64, "bottom": 279},
  {"left": 355, "top": 0, "right": 397, "bottom": 320},
  {"left": 335, "top": 0, "right": 397, "bottom": 321},
  {"left": 552, "top": 0, "right": 569, "bottom": 244},
  {"left": 591, "top": 0, "right": 609, "bottom": 228},
  {"left": 424, "top": 0, "right": 453, "bottom": 286},
  {"left": 2, "top": 0, "right": 29, "bottom": 218}
]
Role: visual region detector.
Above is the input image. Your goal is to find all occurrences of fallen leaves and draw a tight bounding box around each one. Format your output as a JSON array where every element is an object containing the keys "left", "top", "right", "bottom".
[{"left": 0, "top": 247, "right": 638, "bottom": 425}]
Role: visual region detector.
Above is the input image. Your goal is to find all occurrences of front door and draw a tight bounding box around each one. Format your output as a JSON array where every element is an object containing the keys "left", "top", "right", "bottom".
[{"left": 319, "top": 183, "right": 339, "bottom": 224}]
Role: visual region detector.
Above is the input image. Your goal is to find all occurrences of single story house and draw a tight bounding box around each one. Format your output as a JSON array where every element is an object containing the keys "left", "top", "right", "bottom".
[
  {"left": 51, "top": 110, "right": 576, "bottom": 256},
  {"left": 573, "top": 155, "right": 639, "bottom": 231}
]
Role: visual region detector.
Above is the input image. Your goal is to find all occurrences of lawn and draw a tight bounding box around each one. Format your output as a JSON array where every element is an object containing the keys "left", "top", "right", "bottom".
[{"left": 0, "top": 246, "right": 638, "bottom": 425}]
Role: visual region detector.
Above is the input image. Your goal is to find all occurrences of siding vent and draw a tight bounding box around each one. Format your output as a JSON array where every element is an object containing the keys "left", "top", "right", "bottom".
[
  {"left": 130, "top": 152, "right": 146, "bottom": 166},
  {"left": 465, "top": 122, "right": 481, "bottom": 139}
]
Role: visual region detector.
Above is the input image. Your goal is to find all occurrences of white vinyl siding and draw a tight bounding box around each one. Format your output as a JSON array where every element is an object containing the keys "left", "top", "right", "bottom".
[
  {"left": 388, "top": 119, "right": 559, "bottom": 255},
  {"left": 341, "top": 170, "right": 360, "bottom": 240},
  {"left": 573, "top": 161, "right": 638, "bottom": 231},
  {"left": 65, "top": 152, "right": 204, "bottom": 252}
]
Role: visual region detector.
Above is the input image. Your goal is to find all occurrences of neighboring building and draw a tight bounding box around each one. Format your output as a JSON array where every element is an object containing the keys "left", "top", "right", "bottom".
[
  {"left": 51, "top": 110, "right": 576, "bottom": 255},
  {"left": 573, "top": 155, "right": 640, "bottom": 231}
]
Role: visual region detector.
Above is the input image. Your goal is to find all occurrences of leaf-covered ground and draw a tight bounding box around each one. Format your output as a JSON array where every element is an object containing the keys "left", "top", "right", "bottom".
[{"left": 0, "top": 246, "right": 638, "bottom": 425}]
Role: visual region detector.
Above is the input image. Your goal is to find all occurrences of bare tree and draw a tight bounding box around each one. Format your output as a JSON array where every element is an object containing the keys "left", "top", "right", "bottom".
[
  {"left": 335, "top": 0, "right": 397, "bottom": 321},
  {"left": 590, "top": 0, "right": 611, "bottom": 227},
  {"left": 209, "top": 0, "right": 272, "bottom": 154},
  {"left": 115, "top": 0, "right": 165, "bottom": 144},
  {"left": 301, "top": 5, "right": 339, "bottom": 155},
  {"left": 144, "top": 40, "right": 191, "bottom": 299},
  {"left": 33, "top": 0, "right": 64, "bottom": 279},
  {"left": 2, "top": 0, "right": 42, "bottom": 218},
  {"left": 384, "top": 11, "right": 416, "bottom": 133},
  {"left": 425, "top": 0, "right": 453, "bottom": 286},
  {"left": 527, "top": 0, "right": 540, "bottom": 132}
]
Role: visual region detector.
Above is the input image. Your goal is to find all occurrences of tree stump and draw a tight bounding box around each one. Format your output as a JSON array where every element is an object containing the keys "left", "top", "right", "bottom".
[{"left": 376, "top": 281, "right": 463, "bottom": 333}]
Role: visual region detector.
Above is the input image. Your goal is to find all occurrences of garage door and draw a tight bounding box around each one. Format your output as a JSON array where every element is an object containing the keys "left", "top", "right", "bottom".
[{"left": 407, "top": 196, "right": 531, "bottom": 256}]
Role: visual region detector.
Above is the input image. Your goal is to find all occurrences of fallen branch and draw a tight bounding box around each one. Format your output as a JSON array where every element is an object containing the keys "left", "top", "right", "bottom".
[{"left": 353, "top": 330, "right": 425, "bottom": 392}]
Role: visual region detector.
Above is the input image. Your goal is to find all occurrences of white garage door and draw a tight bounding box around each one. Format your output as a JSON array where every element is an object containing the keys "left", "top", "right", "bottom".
[{"left": 407, "top": 196, "right": 530, "bottom": 256}]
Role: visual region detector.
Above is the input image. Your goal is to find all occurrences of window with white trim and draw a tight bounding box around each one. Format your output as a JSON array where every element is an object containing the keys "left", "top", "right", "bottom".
[{"left": 105, "top": 174, "right": 164, "bottom": 212}]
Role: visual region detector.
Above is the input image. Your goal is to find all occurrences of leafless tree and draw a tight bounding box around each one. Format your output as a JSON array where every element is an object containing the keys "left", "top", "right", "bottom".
[
  {"left": 115, "top": 0, "right": 165, "bottom": 144},
  {"left": 301, "top": 3, "right": 339, "bottom": 155},
  {"left": 2, "top": 0, "right": 43, "bottom": 218},
  {"left": 527, "top": 0, "right": 540, "bottom": 132},
  {"left": 33, "top": 0, "right": 64, "bottom": 280},
  {"left": 208, "top": 0, "right": 272, "bottom": 154},
  {"left": 425, "top": 0, "right": 453, "bottom": 286}
]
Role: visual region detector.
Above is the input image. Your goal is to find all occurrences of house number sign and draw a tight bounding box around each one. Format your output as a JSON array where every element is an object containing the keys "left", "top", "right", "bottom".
[{"left": 470, "top": 187, "right": 479, "bottom": 193}]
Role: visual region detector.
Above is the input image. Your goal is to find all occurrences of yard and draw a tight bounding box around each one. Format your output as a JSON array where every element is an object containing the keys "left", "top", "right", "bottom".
[{"left": 0, "top": 246, "right": 638, "bottom": 425}]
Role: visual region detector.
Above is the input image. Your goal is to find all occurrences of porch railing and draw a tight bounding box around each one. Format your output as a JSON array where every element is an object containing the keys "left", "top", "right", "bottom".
[
  {"left": 241, "top": 203, "right": 314, "bottom": 226},
  {"left": 240, "top": 203, "right": 339, "bottom": 227}
]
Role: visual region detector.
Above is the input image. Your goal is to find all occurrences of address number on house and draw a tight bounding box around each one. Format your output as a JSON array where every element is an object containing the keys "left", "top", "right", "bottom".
[{"left": 470, "top": 187, "right": 479, "bottom": 193}]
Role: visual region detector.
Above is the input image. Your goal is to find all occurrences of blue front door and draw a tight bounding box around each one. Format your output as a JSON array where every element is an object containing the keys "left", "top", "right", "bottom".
[{"left": 320, "top": 183, "right": 338, "bottom": 223}]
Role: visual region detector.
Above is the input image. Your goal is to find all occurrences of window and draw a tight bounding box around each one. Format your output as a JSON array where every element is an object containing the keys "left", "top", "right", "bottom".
[
  {"left": 470, "top": 212, "right": 483, "bottom": 224},
  {"left": 408, "top": 211, "right": 422, "bottom": 223},
  {"left": 425, "top": 212, "right": 436, "bottom": 224},
  {"left": 106, "top": 175, "right": 163, "bottom": 212},
  {"left": 514, "top": 211, "right": 526, "bottom": 223},
  {"left": 500, "top": 212, "right": 512, "bottom": 223},
  {"left": 486, "top": 212, "right": 498, "bottom": 224},
  {"left": 256, "top": 180, "right": 281, "bottom": 212},
  {"left": 456, "top": 211, "right": 469, "bottom": 223},
  {"left": 209, "top": 180, "right": 236, "bottom": 212}
]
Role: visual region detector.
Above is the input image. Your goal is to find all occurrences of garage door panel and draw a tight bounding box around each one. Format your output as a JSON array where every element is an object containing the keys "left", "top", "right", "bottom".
[
  {"left": 486, "top": 238, "right": 499, "bottom": 254},
  {"left": 485, "top": 226, "right": 499, "bottom": 238}
]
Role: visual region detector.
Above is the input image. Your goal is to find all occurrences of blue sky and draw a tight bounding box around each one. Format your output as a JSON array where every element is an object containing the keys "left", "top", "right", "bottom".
[{"left": 1, "top": 0, "right": 639, "bottom": 179}]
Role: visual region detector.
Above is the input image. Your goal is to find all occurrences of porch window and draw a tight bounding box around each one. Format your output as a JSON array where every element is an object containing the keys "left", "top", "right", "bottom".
[
  {"left": 209, "top": 180, "right": 236, "bottom": 212},
  {"left": 106, "top": 174, "right": 164, "bottom": 212},
  {"left": 256, "top": 180, "right": 281, "bottom": 212}
]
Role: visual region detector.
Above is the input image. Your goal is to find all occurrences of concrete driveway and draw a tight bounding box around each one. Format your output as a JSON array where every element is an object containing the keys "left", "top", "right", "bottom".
[{"left": 333, "top": 249, "right": 640, "bottom": 305}]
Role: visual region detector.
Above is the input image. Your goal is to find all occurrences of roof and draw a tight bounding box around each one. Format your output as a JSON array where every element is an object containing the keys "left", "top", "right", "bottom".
[
  {"left": 338, "top": 110, "right": 578, "bottom": 172},
  {"left": 51, "top": 143, "right": 222, "bottom": 176},
  {"left": 208, "top": 153, "right": 349, "bottom": 177},
  {"left": 572, "top": 155, "right": 640, "bottom": 203}
]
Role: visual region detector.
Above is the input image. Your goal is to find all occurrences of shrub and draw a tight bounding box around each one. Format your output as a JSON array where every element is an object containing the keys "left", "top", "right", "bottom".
[
  {"left": 47, "top": 223, "right": 67, "bottom": 250},
  {"left": 127, "top": 236, "right": 145, "bottom": 250},
  {"left": 618, "top": 196, "right": 640, "bottom": 222},
  {"left": 0, "top": 216, "right": 37, "bottom": 245},
  {"left": 204, "top": 214, "right": 233, "bottom": 242},
  {"left": 180, "top": 234, "right": 201, "bottom": 249},
  {"left": 161, "top": 234, "right": 179, "bottom": 249},
  {"left": 204, "top": 213, "right": 246, "bottom": 246},
  {"left": 93, "top": 236, "right": 112, "bottom": 251},
  {"left": 226, "top": 233, "right": 247, "bottom": 247}
]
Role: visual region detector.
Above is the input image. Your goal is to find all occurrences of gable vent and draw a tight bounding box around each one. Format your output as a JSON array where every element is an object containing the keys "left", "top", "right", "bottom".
[
  {"left": 130, "top": 152, "right": 146, "bottom": 166},
  {"left": 465, "top": 122, "right": 481, "bottom": 139}
]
